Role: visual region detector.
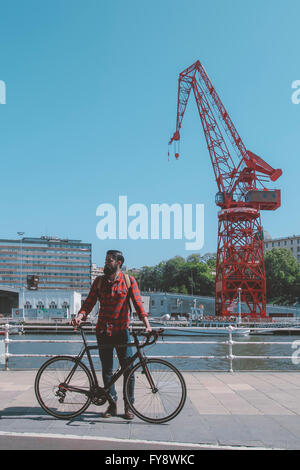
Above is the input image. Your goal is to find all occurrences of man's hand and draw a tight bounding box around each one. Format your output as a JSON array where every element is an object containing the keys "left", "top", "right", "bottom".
[
  {"left": 143, "top": 317, "right": 152, "bottom": 333},
  {"left": 71, "top": 313, "right": 84, "bottom": 327}
]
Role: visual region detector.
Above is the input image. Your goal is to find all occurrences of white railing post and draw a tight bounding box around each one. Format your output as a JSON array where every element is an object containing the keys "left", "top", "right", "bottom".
[
  {"left": 4, "top": 323, "right": 9, "bottom": 371},
  {"left": 227, "top": 325, "right": 234, "bottom": 373}
]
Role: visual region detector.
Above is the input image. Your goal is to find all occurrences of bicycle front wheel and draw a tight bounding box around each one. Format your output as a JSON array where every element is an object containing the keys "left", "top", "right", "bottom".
[
  {"left": 125, "top": 359, "right": 186, "bottom": 424},
  {"left": 35, "top": 356, "right": 93, "bottom": 419}
]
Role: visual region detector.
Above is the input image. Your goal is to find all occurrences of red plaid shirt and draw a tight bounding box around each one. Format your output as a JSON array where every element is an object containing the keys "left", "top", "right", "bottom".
[{"left": 78, "top": 271, "right": 147, "bottom": 335}]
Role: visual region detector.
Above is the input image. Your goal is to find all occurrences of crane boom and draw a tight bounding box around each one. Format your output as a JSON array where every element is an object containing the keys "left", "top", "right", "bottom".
[{"left": 169, "top": 60, "right": 282, "bottom": 209}]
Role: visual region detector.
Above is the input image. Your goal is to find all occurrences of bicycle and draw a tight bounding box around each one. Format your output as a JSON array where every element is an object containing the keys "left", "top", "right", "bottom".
[{"left": 34, "top": 324, "right": 187, "bottom": 424}]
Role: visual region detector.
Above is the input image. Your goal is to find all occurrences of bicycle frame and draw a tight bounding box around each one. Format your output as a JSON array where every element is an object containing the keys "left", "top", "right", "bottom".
[{"left": 61, "top": 326, "right": 157, "bottom": 401}]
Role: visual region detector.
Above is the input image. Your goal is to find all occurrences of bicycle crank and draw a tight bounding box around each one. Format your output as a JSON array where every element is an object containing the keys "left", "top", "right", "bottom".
[{"left": 91, "top": 387, "right": 107, "bottom": 406}]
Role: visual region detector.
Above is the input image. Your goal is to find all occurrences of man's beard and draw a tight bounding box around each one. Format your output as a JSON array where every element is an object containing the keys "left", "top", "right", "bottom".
[{"left": 104, "top": 264, "right": 118, "bottom": 276}]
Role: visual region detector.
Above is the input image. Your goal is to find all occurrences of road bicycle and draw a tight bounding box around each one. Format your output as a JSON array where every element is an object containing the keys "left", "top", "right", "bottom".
[{"left": 34, "top": 324, "right": 186, "bottom": 424}]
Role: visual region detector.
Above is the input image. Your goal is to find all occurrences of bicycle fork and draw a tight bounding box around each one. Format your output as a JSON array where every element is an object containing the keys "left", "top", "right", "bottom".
[{"left": 140, "top": 358, "right": 158, "bottom": 393}]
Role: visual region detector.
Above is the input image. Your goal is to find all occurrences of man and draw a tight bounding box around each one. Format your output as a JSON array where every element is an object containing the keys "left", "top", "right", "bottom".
[{"left": 72, "top": 250, "right": 152, "bottom": 420}]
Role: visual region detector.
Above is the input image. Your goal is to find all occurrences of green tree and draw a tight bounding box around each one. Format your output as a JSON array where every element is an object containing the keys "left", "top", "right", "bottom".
[
  {"left": 138, "top": 265, "right": 160, "bottom": 291},
  {"left": 162, "top": 256, "right": 186, "bottom": 292},
  {"left": 186, "top": 254, "right": 201, "bottom": 264},
  {"left": 264, "top": 248, "right": 300, "bottom": 304},
  {"left": 183, "top": 261, "right": 214, "bottom": 296},
  {"left": 132, "top": 253, "right": 216, "bottom": 296},
  {"left": 205, "top": 254, "right": 217, "bottom": 271}
]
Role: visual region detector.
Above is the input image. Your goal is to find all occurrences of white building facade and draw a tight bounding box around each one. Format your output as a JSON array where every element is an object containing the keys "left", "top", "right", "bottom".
[
  {"left": 264, "top": 234, "right": 300, "bottom": 263},
  {"left": 91, "top": 263, "right": 104, "bottom": 283},
  {"left": 12, "top": 290, "right": 82, "bottom": 320}
]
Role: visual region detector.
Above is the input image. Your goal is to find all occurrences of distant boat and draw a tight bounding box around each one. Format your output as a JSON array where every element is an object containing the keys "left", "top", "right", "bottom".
[
  {"left": 0, "top": 325, "right": 24, "bottom": 335},
  {"left": 149, "top": 319, "right": 250, "bottom": 336}
]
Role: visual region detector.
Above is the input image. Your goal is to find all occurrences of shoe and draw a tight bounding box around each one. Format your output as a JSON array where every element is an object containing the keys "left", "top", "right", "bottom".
[
  {"left": 124, "top": 405, "right": 134, "bottom": 420},
  {"left": 103, "top": 401, "right": 117, "bottom": 418}
]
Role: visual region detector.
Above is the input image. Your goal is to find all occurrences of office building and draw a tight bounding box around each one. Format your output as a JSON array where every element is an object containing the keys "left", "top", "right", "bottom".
[{"left": 0, "top": 236, "right": 91, "bottom": 293}]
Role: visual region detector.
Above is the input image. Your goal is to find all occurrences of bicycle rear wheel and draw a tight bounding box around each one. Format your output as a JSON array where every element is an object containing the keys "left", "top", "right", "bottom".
[
  {"left": 124, "top": 359, "right": 186, "bottom": 424},
  {"left": 35, "top": 356, "right": 93, "bottom": 419}
]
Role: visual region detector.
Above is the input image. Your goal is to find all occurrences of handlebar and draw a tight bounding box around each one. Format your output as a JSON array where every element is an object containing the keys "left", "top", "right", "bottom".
[
  {"left": 71, "top": 322, "right": 163, "bottom": 347},
  {"left": 131, "top": 328, "right": 164, "bottom": 347}
]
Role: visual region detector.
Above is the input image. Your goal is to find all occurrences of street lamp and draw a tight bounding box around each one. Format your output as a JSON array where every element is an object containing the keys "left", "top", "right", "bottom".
[
  {"left": 17, "top": 232, "right": 25, "bottom": 321},
  {"left": 190, "top": 270, "right": 194, "bottom": 296}
]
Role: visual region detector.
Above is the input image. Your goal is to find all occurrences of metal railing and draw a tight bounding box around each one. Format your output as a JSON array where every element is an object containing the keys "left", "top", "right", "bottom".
[{"left": 1, "top": 323, "right": 299, "bottom": 373}]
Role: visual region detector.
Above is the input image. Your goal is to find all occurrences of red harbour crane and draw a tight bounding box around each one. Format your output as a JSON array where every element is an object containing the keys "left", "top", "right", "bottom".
[{"left": 169, "top": 60, "right": 282, "bottom": 318}]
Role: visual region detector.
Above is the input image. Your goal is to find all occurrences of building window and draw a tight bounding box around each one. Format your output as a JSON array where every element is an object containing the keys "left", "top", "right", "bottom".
[
  {"left": 62, "top": 301, "right": 69, "bottom": 309},
  {"left": 37, "top": 301, "right": 44, "bottom": 309},
  {"left": 24, "top": 301, "right": 32, "bottom": 309},
  {"left": 49, "top": 301, "right": 57, "bottom": 309}
]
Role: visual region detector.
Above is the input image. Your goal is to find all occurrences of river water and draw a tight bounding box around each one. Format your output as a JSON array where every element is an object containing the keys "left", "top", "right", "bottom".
[{"left": 3, "top": 331, "right": 300, "bottom": 372}]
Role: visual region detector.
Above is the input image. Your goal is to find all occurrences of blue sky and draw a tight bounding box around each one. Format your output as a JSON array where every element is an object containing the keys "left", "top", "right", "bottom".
[{"left": 0, "top": 0, "right": 299, "bottom": 268}]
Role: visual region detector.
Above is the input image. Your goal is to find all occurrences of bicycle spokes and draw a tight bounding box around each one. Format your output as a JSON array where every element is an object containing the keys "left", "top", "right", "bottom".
[
  {"left": 125, "top": 359, "right": 186, "bottom": 424},
  {"left": 35, "top": 357, "right": 93, "bottom": 419}
]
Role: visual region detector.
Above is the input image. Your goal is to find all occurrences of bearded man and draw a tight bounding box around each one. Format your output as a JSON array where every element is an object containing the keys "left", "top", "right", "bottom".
[{"left": 72, "top": 250, "right": 151, "bottom": 420}]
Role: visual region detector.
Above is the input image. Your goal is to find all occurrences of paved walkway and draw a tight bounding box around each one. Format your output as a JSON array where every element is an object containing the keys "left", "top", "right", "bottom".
[{"left": 1, "top": 371, "right": 300, "bottom": 450}]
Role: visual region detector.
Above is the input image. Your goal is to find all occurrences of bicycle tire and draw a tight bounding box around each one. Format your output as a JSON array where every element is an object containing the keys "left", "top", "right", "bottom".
[
  {"left": 124, "top": 358, "right": 186, "bottom": 424},
  {"left": 35, "top": 355, "right": 93, "bottom": 420}
]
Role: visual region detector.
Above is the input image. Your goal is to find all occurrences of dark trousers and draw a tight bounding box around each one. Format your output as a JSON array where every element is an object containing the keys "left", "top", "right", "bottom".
[{"left": 96, "top": 329, "right": 134, "bottom": 404}]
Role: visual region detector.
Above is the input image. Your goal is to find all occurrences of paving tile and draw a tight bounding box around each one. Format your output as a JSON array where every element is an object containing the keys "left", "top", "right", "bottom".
[
  {"left": 201, "top": 414, "right": 259, "bottom": 445},
  {"left": 172, "top": 425, "right": 218, "bottom": 445},
  {"left": 271, "top": 415, "right": 300, "bottom": 440},
  {"left": 0, "top": 391, "right": 21, "bottom": 410},
  {"left": 87, "top": 421, "right": 131, "bottom": 439},
  {"left": 130, "top": 422, "right": 173, "bottom": 442},
  {"left": 187, "top": 390, "right": 230, "bottom": 415},
  {"left": 237, "top": 414, "right": 300, "bottom": 448},
  {"left": 278, "top": 373, "right": 300, "bottom": 387},
  {"left": 228, "top": 383, "right": 255, "bottom": 391}
]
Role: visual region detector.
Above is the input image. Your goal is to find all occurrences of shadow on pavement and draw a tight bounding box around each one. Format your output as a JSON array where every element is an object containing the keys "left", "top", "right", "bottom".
[{"left": 0, "top": 406, "right": 168, "bottom": 426}]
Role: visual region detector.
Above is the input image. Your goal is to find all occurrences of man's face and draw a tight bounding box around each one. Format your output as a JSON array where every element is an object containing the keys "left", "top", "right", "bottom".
[{"left": 104, "top": 255, "right": 119, "bottom": 276}]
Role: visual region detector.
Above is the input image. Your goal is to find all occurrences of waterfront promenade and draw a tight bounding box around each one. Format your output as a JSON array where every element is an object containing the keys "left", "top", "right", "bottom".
[{"left": 1, "top": 370, "right": 300, "bottom": 450}]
